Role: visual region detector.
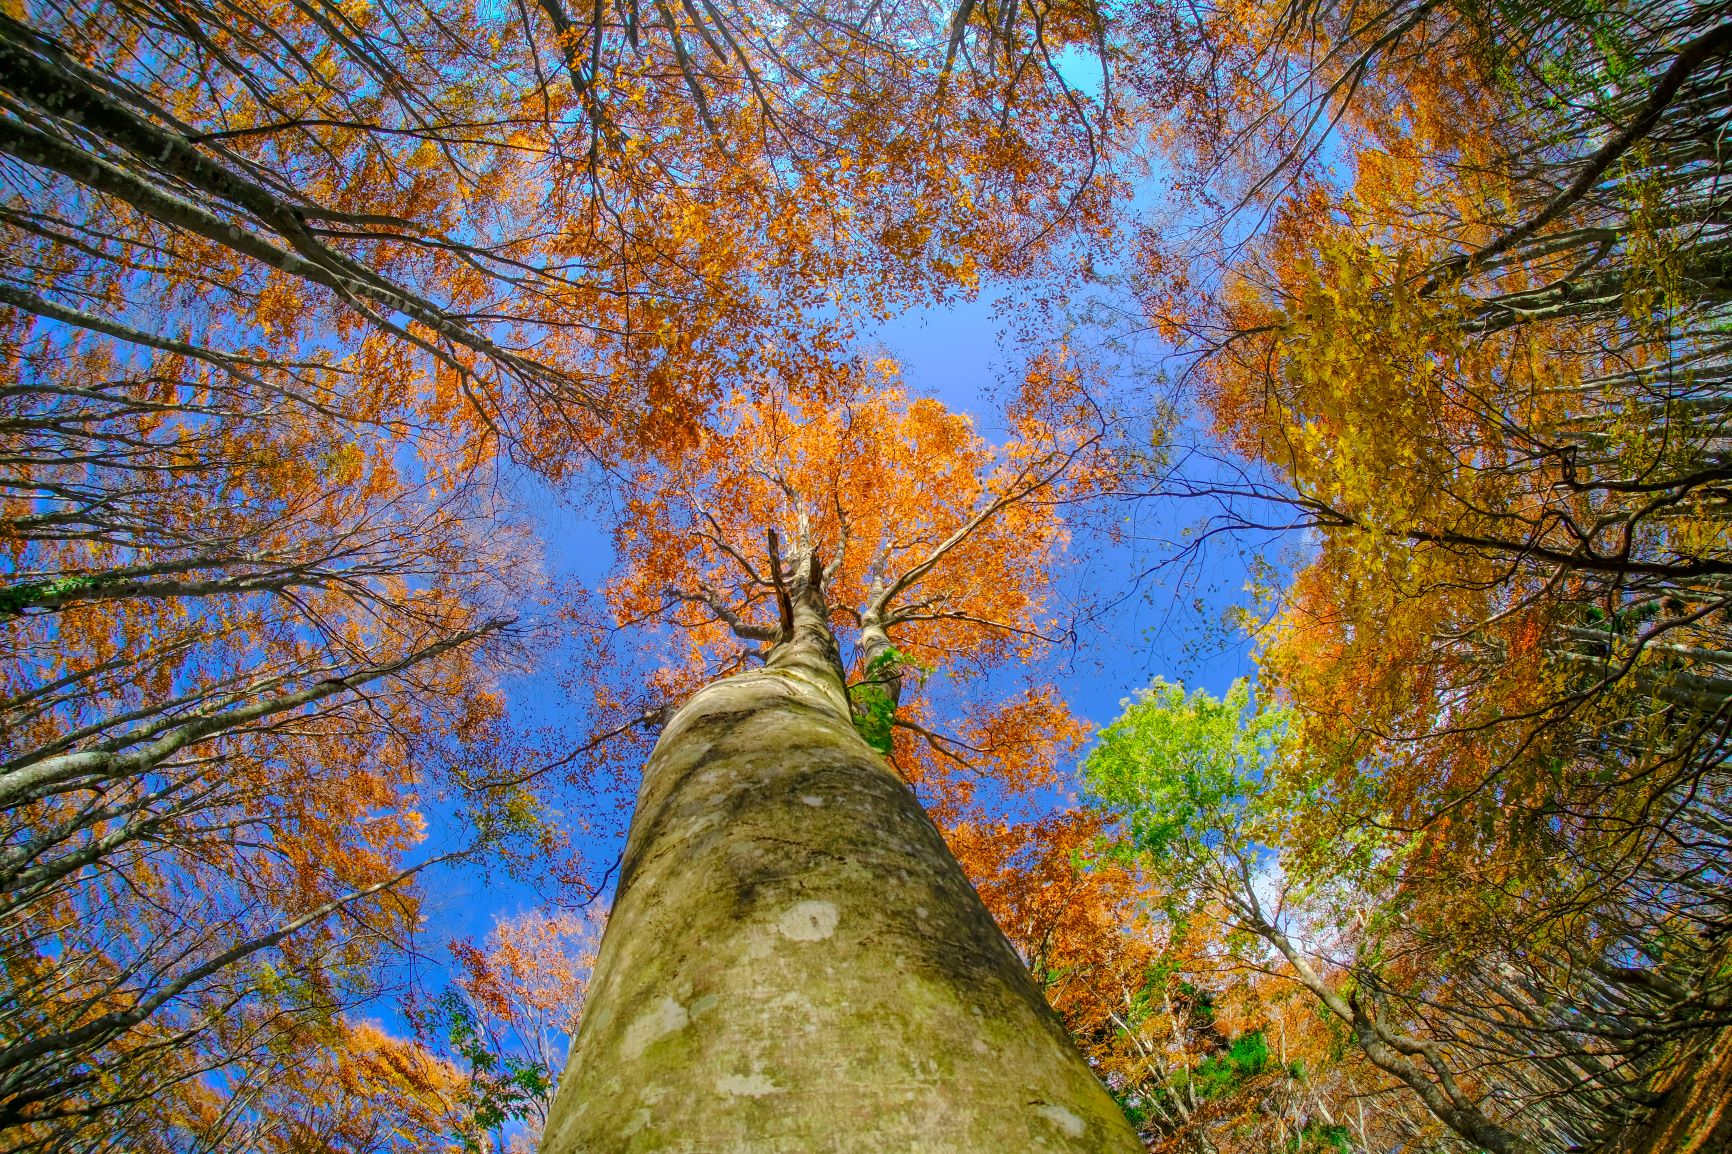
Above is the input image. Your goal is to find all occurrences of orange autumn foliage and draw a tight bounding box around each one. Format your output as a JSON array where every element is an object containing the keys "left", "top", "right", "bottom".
[
  {"left": 4, "top": 0, "right": 1118, "bottom": 472},
  {"left": 945, "top": 809, "right": 1159, "bottom": 1052},
  {"left": 603, "top": 356, "right": 1115, "bottom": 808},
  {"left": 235, "top": 1022, "right": 470, "bottom": 1154},
  {"left": 1, "top": 306, "right": 527, "bottom": 1142}
]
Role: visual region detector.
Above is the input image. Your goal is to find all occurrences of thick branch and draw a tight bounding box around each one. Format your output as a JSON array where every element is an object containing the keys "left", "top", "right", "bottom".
[{"left": 665, "top": 584, "right": 778, "bottom": 642}]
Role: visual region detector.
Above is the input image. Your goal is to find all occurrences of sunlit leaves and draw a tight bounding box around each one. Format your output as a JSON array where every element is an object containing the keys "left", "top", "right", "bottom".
[{"left": 1083, "top": 678, "right": 1290, "bottom": 870}]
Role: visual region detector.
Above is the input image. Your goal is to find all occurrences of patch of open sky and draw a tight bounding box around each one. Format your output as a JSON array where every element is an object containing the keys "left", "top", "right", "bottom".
[
  {"left": 1052, "top": 42, "right": 1108, "bottom": 101},
  {"left": 869, "top": 302, "right": 1265, "bottom": 720}
]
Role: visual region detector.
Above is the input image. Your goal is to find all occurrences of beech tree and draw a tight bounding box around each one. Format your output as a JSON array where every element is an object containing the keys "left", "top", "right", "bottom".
[{"left": 536, "top": 363, "right": 1144, "bottom": 1149}]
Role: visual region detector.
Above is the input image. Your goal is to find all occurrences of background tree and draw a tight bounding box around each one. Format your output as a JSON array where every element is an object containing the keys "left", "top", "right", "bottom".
[
  {"left": 1, "top": 0, "right": 1117, "bottom": 463},
  {"left": 1105, "top": 0, "right": 1732, "bottom": 1147},
  {"left": 175, "top": 1020, "right": 471, "bottom": 1154},
  {"left": 429, "top": 908, "right": 601, "bottom": 1153},
  {"left": 1083, "top": 681, "right": 1554, "bottom": 1154},
  {"left": 0, "top": 310, "right": 527, "bottom": 1148}
]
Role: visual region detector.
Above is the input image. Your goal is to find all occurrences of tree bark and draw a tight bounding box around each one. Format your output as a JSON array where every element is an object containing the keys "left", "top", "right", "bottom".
[{"left": 540, "top": 574, "right": 1141, "bottom": 1152}]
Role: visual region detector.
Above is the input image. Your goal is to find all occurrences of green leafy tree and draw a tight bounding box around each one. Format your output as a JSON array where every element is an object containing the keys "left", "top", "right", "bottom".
[
  {"left": 1084, "top": 679, "right": 1292, "bottom": 892},
  {"left": 1083, "top": 679, "right": 1543, "bottom": 1154}
]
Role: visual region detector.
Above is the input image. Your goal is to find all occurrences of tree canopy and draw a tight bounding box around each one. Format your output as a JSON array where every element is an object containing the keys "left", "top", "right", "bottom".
[{"left": 7, "top": 0, "right": 1732, "bottom": 1150}]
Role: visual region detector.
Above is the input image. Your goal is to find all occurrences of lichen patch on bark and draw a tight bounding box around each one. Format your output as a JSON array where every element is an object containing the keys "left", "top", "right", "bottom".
[
  {"left": 716, "top": 1072, "right": 783, "bottom": 1098},
  {"left": 621, "top": 995, "right": 688, "bottom": 1060},
  {"left": 1035, "top": 1103, "right": 1087, "bottom": 1138},
  {"left": 776, "top": 900, "right": 839, "bottom": 941}
]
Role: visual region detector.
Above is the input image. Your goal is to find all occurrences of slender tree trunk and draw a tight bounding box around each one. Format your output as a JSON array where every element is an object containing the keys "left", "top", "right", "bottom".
[
  {"left": 1596, "top": 1023, "right": 1732, "bottom": 1154},
  {"left": 541, "top": 568, "right": 1141, "bottom": 1152}
]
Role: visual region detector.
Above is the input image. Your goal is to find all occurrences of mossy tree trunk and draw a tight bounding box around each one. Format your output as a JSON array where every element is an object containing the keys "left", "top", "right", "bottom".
[{"left": 540, "top": 556, "right": 1141, "bottom": 1152}]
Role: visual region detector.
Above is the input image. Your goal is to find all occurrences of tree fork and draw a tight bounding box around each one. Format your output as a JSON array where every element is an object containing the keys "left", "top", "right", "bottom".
[{"left": 540, "top": 560, "right": 1140, "bottom": 1152}]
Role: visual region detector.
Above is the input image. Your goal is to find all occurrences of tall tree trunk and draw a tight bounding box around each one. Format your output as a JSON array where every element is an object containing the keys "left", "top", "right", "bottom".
[{"left": 540, "top": 566, "right": 1142, "bottom": 1152}]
